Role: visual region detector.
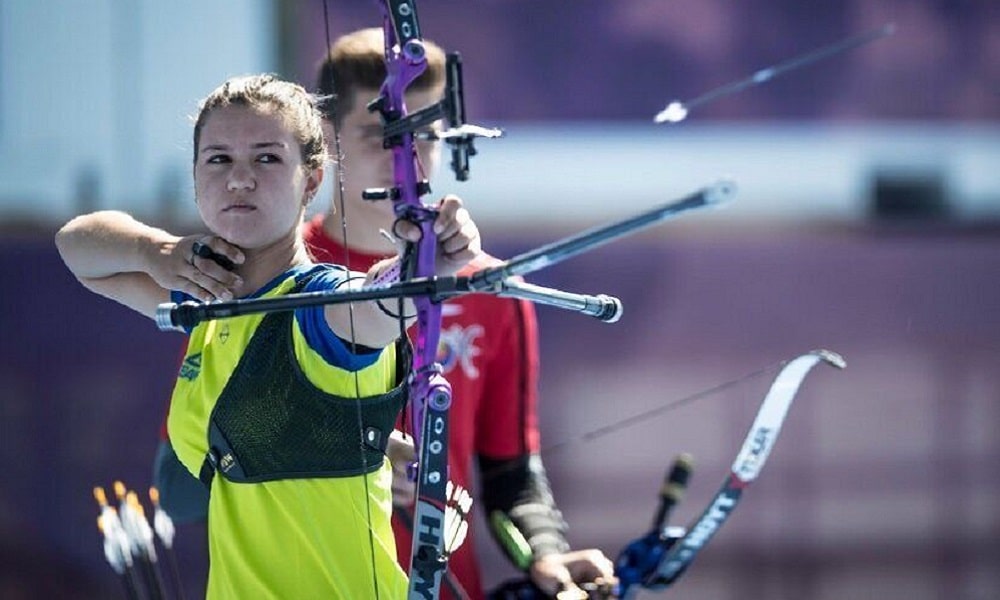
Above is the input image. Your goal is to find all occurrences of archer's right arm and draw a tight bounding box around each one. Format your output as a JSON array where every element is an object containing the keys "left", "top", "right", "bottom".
[{"left": 55, "top": 210, "right": 237, "bottom": 318}]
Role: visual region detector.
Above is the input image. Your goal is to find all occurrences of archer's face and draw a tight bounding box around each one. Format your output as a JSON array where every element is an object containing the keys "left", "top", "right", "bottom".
[
  {"left": 325, "top": 87, "right": 443, "bottom": 226},
  {"left": 194, "top": 105, "right": 321, "bottom": 249}
]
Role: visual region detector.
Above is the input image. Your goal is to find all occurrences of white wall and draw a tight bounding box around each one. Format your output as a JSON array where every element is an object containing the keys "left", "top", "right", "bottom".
[
  {"left": 448, "top": 122, "right": 1000, "bottom": 226},
  {"left": 0, "top": 0, "right": 276, "bottom": 223}
]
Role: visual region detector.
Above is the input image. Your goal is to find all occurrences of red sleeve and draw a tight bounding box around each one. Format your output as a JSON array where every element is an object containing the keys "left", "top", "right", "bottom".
[{"left": 475, "top": 295, "right": 541, "bottom": 458}]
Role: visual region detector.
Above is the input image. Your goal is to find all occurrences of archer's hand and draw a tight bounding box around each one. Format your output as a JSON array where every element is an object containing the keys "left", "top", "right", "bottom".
[
  {"left": 529, "top": 550, "right": 617, "bottom": 599},
  {"left": 387, "top": 430, "right": 417, "bottom": 508},
  {"left": 156, "top": 234, "right": 244, "bottom": 303},
  {"left": 395, "top": 195, "right": 481, "bottom": 277}
]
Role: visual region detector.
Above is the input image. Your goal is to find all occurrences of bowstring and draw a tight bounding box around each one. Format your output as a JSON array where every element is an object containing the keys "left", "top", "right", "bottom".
[
  {"left": 320, "top": 1, "right": 382, "bottom": 597},
  {"left": 480, "top": 355, "right": 793, "bottom": 482}
]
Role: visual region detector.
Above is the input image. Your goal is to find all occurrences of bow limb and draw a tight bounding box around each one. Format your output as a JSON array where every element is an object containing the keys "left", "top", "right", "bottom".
[
  {"left": 486, "top": 350, "right": 846, "bottom": 599},
  {"left": 630, "top": 349, "right": 846, "bottom": 595}
]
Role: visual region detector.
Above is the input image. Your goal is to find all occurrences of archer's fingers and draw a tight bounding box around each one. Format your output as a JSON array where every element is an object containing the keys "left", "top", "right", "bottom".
[
  {"left": 388, "top": 431, "right": 417, "bottom": 507},
  {"left": 190, "top": 256, "right": 243, "bottom": 293},
  {"left": 189, "top": 237, "right": 245, "bottom": 271},
  {"left": 554, "top": 584, "right": 588, "bottom": 600},
  {"left": 387, "top": 430, "right": 416, "bottom": 462},
  {"left": 432, "top": 195, "right": 468, "bottom": 238},
  {"left": 183, "top": 236, "right": 245, "bottom": 300},
  {"left": 438, "top": 221, "right": 480, "bottom": 263},
  {"left": 175, "top": 275, "right": 228, "bottom": 303},
  {"left": 436, "top": 200, "right": 480, "bottom": 260},
  {"left": 394, "top": 195, "right": 473, "bottom": 243},
  {"left": 183, "top": 265, "right": 243, "bottom": 302},
  {"left": 185, "top": 267, "right": 238, "bottom": 301},
  {"left": 566, "top": 549, "right": 616, "bottom": 582},
  {"left": 390, "top": 463, "right": 416, "bottom": 507}
]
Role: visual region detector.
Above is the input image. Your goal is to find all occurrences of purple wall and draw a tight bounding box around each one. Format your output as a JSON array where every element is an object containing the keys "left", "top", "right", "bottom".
[
  {"left": 290, "top": 1, "right": 999, "bottom": 122},
  {"left": 2, "top": 222, "right": 998, "bottom": 598}
]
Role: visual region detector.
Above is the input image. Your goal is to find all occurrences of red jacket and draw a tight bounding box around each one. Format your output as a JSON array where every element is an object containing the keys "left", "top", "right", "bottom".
[{"left": 303, "top": 215, "right": 541, "bottom": 599}]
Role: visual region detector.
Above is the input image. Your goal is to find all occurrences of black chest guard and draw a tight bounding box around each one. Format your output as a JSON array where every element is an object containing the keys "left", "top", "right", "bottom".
[{"left": 198, "top": 299, "right": 409, "bottom": 487}]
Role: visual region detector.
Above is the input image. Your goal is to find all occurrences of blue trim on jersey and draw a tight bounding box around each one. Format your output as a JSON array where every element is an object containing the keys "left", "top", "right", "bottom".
[
  {"left": 170, "top": 263, "right": 318, "bottom": 306},
  {"left": 171, "top": 263, "right": 383, "bottom": 371},
  {"left": 294, "top": 264, "right": 383, "bottom": 372}
]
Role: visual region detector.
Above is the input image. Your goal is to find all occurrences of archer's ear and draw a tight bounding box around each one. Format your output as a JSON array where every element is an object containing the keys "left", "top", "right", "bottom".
[{"left": 304, "top": 167, "right": 324, "bottom": 205}]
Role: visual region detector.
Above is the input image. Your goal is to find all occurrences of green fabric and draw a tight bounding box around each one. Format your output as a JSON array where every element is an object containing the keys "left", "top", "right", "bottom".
[{"left": 489, "top": 510, "right": 533, "bottom": 570}]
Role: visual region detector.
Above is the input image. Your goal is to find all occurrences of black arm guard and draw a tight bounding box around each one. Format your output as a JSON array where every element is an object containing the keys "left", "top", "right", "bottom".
[{"left": 479, "top": 453, "right": 570, "bottom": 569}]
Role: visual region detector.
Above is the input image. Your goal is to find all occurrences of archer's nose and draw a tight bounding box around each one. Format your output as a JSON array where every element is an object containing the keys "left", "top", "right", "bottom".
[{"left": 227, "top": 165, "right": 257, "bottom": 192}]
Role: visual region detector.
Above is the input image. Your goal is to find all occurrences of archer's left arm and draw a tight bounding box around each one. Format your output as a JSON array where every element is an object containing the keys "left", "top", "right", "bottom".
[
  {"left": 323, "top": 195, "right": 481, "bottom": 348},
  {"left": 477, "top": 296, "right": 615, "bottom": 594},
  {"left": 481, "top": 453, "right": 616, "bottom": 595}
]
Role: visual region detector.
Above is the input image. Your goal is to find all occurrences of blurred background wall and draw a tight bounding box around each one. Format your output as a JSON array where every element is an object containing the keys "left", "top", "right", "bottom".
[{"left": 1, "top": 1, "right": 997, "bottom": 599}]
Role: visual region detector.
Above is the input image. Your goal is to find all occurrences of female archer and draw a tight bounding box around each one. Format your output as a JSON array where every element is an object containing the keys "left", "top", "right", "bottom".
[{"left": 56, "top": 73, "right": 481, "bottom": 598}]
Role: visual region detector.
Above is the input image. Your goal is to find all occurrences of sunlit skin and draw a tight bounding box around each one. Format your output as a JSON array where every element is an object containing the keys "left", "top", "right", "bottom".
[
  {"left": 194, "top": 104, "right": 320, "bottom": 295},
  {"left": 189, "top": 103, "right": 475, "bottom": 346},
  {"left": 55, "top": 97, "right": 479, "bottom": 348},
  {"left": 190, "top": 97, "right": 473, "bottom": 301}
]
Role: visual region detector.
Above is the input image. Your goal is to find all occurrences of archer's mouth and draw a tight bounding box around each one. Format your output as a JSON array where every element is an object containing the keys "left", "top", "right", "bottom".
[{"left": 223, "top": 204, "right": 257, "bottom": 213}]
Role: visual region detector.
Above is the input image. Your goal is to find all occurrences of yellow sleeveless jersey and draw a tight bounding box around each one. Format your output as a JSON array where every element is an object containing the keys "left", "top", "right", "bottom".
[{"left": 167, "top": 265, "right": 408, "bottom": 599}]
